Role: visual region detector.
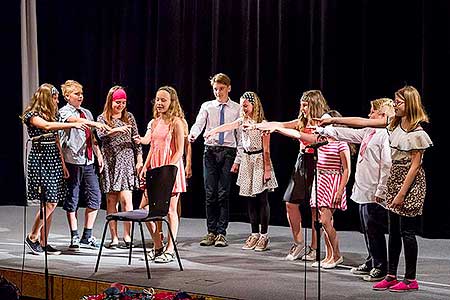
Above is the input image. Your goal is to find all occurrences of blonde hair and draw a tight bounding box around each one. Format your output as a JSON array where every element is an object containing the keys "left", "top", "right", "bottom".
[
  {"left": 371, "top": 97, "right": 395, "bottom": 118},
  {"left": 389, "top": 86, "right": 429, "bottom": 131},
  {"left": 153, "top": 86, "right": 186, "bottom": 130},
  {"left": 61, "top": 80, "right": 83, "bottom": 101},
  {"left": 22, "top": 83, "right": 58, "bottom": 122},
  {"left": 210, "top": 73, "right": 231, "bottom": 87},
  {"left": 297, "top": 90, "right": 330, "bottom": 131},
  {"left": 101, "top": 85, "right": 130, "bottom": 126},
  {"left": 240, "top": 91, "right": 266, "bottom": 123}
]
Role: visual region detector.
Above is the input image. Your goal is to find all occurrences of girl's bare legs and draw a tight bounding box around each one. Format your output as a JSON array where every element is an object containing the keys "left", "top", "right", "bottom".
[
  {"left": 165, "top": 193, "right": 180, "bottom": 253},
  {"left": 286, "top": 202, "right": 303, "bottom": 244},
  {"left": 320, "top": 208, "right": 341, "bottom": 262},
  {"left": 106, "top": 192, "right": 119, "bottom": 245},
  {"left": 310, "top": 207, "right": 319, "bottom": 250},
  {"left": 119, "top": 190, "right": 133, "bottom": 242},
  {"left": 139, "top": 193, "right": 163, "bottom": 250},
  {"left": 29, "top": 202, "right": 57, "bottom": 245}
]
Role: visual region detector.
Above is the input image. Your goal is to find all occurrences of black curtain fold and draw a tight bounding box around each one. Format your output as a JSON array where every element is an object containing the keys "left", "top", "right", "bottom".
[{"left": 5, "top": 0, "right": 448, "bottom": 237}]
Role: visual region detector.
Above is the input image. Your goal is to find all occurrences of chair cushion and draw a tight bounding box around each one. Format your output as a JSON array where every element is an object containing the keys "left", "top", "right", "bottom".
[{"left": 106, "top": 209, "right": 149, "bottom": 221}]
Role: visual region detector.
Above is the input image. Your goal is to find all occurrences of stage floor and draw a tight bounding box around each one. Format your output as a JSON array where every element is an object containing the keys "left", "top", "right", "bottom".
[{"left": 0, "top": 205, "right": 449, "bottom": 300}]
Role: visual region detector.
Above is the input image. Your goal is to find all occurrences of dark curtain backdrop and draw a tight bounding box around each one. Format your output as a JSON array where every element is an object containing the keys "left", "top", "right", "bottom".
[{"left": 4, "top": 0, "right": 449, "bottom": 238}]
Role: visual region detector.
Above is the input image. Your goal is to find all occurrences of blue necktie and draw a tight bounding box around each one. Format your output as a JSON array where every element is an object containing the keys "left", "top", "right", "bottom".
[{"left": 218, "top": 104, "right": 225, "bottom": 145}]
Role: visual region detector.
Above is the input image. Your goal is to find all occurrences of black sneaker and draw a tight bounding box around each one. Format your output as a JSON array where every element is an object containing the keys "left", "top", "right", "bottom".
[
  {"left": 80, "top": 236, "right": 100, "bottom": 249},
  {"left": 25, "top": 236, "right": 44, "bottom": 255},
  {"left": 350, "top": 263, "right": 371, "bottom": 275},
  {"left": 68, "top": 235, "right": 80, "bottom": 251},
  {"left": 363, "top": 268, "right": 386, "bottom": 282},
  {"left": 44, "top": 245, "right": 62, "bottom": 255}
]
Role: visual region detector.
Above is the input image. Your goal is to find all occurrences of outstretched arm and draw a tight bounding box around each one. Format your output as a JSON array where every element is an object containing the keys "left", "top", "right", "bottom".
[
  {"left": 66, "top": 115, "right": 111, "bottom": 132},
  {"left": 30, "top": 115, "right": 89, "bottom": 131},
  {"left": 204, "top": 118, "right": 241, "bottom": 139},
  {"left": 256, "top": 122, "right": 317, "bottom": 144},
  {"left": 317, "top": 116, "right": 387, "bottom": 128},
  {"left": 134, "top": 120, "right": 153, "bottom": 145},
  {"left": 254, "top": 119, "right": 299, "bottom": 131}
]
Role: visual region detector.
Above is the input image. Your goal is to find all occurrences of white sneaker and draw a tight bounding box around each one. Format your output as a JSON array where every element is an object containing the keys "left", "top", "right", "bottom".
[
  {"left": 302, "top": 247, "right": 316, "bottom": 261},
  {"left": 254, "top": 235, "right": 269, "bottom": 252},
  {"left": 285, "top": 242, "right": 306, "bottom": 261}
]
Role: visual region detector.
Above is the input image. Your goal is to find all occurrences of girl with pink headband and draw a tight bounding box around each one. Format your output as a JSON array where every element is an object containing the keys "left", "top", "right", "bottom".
[{"left": 97, "top": 86, "right": 143, "bottom": 249}]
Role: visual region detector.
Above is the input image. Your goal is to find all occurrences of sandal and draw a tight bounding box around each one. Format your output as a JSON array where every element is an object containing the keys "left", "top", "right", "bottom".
[
  {"left": 144, "top": 247, "right": 164, "bottom": 260},
  {"left": 154, "top": 251, "right": 175, "bottom": 263}
]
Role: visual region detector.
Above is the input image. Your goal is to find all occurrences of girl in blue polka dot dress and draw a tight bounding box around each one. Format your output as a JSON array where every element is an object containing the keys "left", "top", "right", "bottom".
[{"left": 22, "top": 83, "right": 89, "bottom": 255}]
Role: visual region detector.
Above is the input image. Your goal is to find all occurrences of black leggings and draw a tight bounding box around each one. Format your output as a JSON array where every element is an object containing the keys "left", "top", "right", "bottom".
[
  {"left": 246, "top": 191, "right": 270, "bottom": 234},
  {"left": 388, "top": 211, "right": 419, "bottom": 279}
]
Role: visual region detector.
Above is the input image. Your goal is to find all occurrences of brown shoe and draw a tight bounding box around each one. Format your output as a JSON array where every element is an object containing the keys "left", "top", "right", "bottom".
[
  {"left": 242, "top": 234, "right": 260, "bottom": 250},
  {"left": 254, "top": 235, "right": 269, "bottom": 252},
  {"left": 200, "top": 233, "right": 216, "bottom": 246},
  {"left": 214, "top": 234, "right": 228, "bottom": 247}
]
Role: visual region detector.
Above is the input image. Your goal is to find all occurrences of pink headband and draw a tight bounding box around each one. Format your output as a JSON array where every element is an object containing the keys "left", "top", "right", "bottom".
[{"left": 112, "top": 88, "right": 127, "bottom": 101}]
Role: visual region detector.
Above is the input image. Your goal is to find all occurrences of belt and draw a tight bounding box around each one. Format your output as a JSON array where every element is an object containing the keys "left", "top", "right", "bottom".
[
  {"left": 205, "top": 145, "right": 236, "bottom": 152},
  {"left": 318, "top": 169, "right": 342, "bottom": 175},
  {"left": 32, "top": 141, "right": 56, "bottom": 145},
  {"left": 244, "top": 149, "right": 263, "bottom": 155},
  {"left": 392, "top": 159, "right": 410, "bottom": 166}
]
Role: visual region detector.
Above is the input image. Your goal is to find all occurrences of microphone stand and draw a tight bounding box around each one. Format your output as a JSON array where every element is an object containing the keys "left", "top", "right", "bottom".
[
  {"left": 34, "top": 138, "right": 50, "bottom": 300},
  {"left": 312, "top": 145, "right": 321, "bottom": 300}
]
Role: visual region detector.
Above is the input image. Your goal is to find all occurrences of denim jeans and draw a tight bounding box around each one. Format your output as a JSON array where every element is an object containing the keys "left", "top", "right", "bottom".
[
  {"left": 63, "top": 163, "right": 101, "bottom": 212},
  {"left": 203, "top": 146, "right": 236, "bottom": 235},
  {"left": 359, "top": 203, "right": 388, "bottom": 272},
  {"left": 388, "top": 211, "right": 419, "bottom": 279}
]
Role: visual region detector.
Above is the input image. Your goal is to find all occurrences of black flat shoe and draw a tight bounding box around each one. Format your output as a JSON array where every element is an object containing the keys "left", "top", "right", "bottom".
[
  {"left": 106, "top": 241, "right": 119, "bottom": 249},
  {"left": 120, "top": 239, "right": 133, "bottom": 249}
]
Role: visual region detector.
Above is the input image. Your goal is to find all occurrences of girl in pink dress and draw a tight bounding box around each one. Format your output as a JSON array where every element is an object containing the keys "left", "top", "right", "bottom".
[{"left": 136, "top": 86, "right": 187, "bottom": 263}]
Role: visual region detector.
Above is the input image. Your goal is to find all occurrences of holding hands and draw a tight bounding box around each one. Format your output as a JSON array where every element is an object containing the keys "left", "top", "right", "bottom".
[
  {"left": 93, "top": 122, "right": 112, "bottom": 133},
  {"left": 314, "top": 117, "right": 333, "bottom": 127},
  {"left": 74, "top": 121, "right": 90, "bottom": 131},
  {"left": 109, "top": 124, "right": 132, "bottom": 135},
  {"left": 252, "top": 122, "right": 277, "bottom": 133}
]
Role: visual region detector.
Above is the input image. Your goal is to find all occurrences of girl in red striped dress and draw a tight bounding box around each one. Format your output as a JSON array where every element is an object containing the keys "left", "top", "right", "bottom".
[{"left": 310, "top": 111, "right": 352, "bottom": 268}]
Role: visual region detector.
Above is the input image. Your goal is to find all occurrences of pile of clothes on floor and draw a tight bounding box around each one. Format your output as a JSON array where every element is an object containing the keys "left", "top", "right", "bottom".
[{"left": 81, "top": 282, "right": 204, "bottom": 300}]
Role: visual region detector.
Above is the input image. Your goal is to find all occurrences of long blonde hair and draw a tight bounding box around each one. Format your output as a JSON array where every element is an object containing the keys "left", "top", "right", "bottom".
[
  {"left": 389, "top": 86, "right": 429, "bottom": 131},
  {"left": 101, "top": 85, "right": 130, "bottom": 126},
  {"left": 297, "top": 90, "right": 330, "bottom": 131},
  {"left": 22, "top": 83, "right": 58, "bottom": 122},
  {"left": 153, "top": 86, "right": 186, "bottom": 133},
  {"left": 240, "top": 91, "right": 266, "bottom": 123}
]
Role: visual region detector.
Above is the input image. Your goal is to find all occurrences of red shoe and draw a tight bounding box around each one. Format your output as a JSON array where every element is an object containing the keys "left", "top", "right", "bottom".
[
  {"left": 372, "top": 277, "right": 398, "bottom": 290},
  {"left": 389, "top": 279, "right": 419, "bottom": 292}
]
